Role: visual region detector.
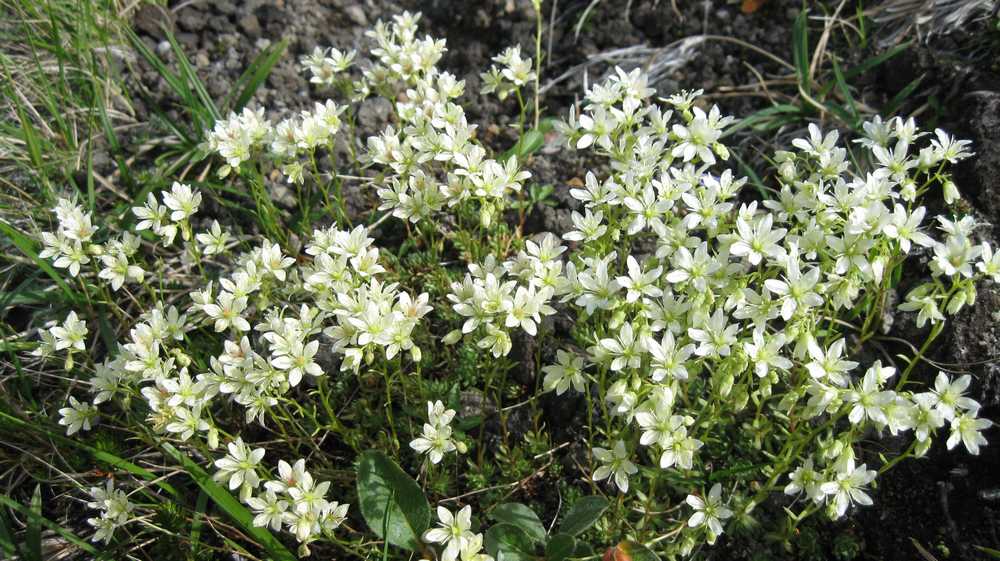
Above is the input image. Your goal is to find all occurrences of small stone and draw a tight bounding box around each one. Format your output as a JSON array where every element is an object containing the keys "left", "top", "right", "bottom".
[
  {"left": 343, "top": 4, "right": 368, "bottom": 26},
  {"left": 133, "top": 4, "right": 175, "bottom": 40},
  {"left": 176, "top": 8, "right": 206, "bottom": 32},
  {"left": 194, "top": 52, "right": 210, "bottom": 68},
  {"left": 239, "top": 14, "right": 261, "bottom": 38},
  {"left": 215, "top": 1, "right": 238, "bottom": 15},
  {"left": 176, "top": 32, "right": 199, "bottom": 52}
]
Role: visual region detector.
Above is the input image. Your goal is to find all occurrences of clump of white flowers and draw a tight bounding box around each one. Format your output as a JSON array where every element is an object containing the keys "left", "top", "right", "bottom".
[
  {"left": 238, "top": 455, "right": 349, "bottom": 555},
  {"left": 410, "top": 400, "right": 465, "bottom": 464},
  {"left": 38, "top": 198, "right": 99, "bottom": 277},
  {"left": 513, "top": 67, "right": 993, "bottom": 552},
  {"left": 86, "top": 480, "right": 135, "bottom": 543},
  {"left": 28, "top": 8, "right": 995, "bottom": 559},
  {"left": 481, "top": 45, "right": 536, "bottom": 101}
]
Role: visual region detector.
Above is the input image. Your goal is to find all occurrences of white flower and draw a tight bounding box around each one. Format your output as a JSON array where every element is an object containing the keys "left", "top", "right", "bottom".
[
  {"left": 592, "top": 440, "right": 637, "bottom": 493},
  {"left": 202, "top": 292, "right": 251, "bottom": 332},
  {"left": 58, "top": 396, "right": 98, "bottom": 435},
  {"left": 162, "top": 182, "right": 201, "bottom": 222},
  {"left": 423, "top": 505, "right": 475, "bottom": 561},
  {"left": 197, "top": 220, "right": 231, "bottom": 255},
  {"left": 931, "top": 372, "right": 979, "bottom": 420},
  {"left": 821, "top": 459, "right": 876, "bottom": 519},
  {"left": 246, "top": 490, "right": 288, "bottom": 531},
  {"left": 98, "top": 251, "right": 144, "bottom": 291},
  {"left": 784, "top": 459, "right": 825, "bottom": 503},
  {"left": 410, "top": 401, "right": 460, "bottom": 464},
  {"left": 616, "top": 256, "right": 663, "bottom": 303},
  {"left": 214, "top": 438, "right": 265, "bottom": 500},
  {"left": 883, "top": 204, "right": 934, "bottom": 253},
  {"left": 947, "top": 411, "right": 991, "bottom": 455},
  {"left": 804, "top": 338, "right": 858, "bottom": 387},
  {"left": 730, "top": 211, "right": 786, "bottom": 265},
  {"left": 743, "top": 329, "right": 792, "bottom": 378},
  {"left": 542, "top": 349, "right": 587, "bottom": 395},
  {"left": 685, "top": 483, "right": 733, "bottom": 544},
  {"left": 51, "top": 311, "right": 88, "bottom": 352},
  {"left": 270, "top": 340, "right": 323, "bottom": 386}
]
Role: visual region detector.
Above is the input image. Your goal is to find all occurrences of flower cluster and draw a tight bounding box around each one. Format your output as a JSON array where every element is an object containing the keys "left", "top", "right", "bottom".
[
  {"left": 133, "top": 181, "right": 201, "bottom": 243},
  {"left": 364, "top": 14, "right": 531, "bottom": 226},
  {"left": 502, "top": 68, "right": 991, "bottom": 551},
  {"left": 38, "top": 198, "right": 98, "bottom": 277},
  {"left": 410, "top": 400, "right": 463, "bottom": 464},
  {"left": 444, "top": 236, "right": 562, "bottom": 356},
  {"left": 86, "top": 481, "right": 135, "bottom": 543},
  {"left": 228, "top": 453, "right": 350, "bottom": 554},
  {"left": 480, "top": 45, "right": 536, "bottom": 101}
]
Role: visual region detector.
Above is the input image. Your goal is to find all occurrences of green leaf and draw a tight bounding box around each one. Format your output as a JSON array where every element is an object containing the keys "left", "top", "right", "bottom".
[
  {"left": 975, "top": 545, "right": 1000, "bottom": 559},
  {"left": 492, "top": 503, "right": 546, "bottom": 543},
  {"left": 559, "top": 496, "right": 609, "bottom": 537},
  {"left": 505, "top": 129, "right": 545, "bottom": 161},
  {"left": 503, "top": 118, "right": 556, "bottom": 162},
  {"left": 791, "top": 9, "right": 811, "bottom": 91},
  {"left": 0, "top": 501, "right": 20, "bottom": 558},
  {"left": 0, "top": 411, "right": 179, "bottom": 500},
  {"left": 225, "top": 39, "right": 288, "bottom": 113},
  {"left": 356, "top": 450, "right": 431, "bottom": 551},
  {"left": 160, "top": 443, "right": 296, "bottom": 561},
  {"left": 484, "top": 523, "right": 535, "bottom": 561},
  {"left": 545, "top": 533, "right": 577, "bottom": 561},
  {"left": 0, "top": 221, "right": 77, "bottom": 302},
  {"left": 0, "top": 494, "right": 99, "bottom": 558},
  {"left": 618, "top": 541, "right": 661, "bottom": 561},
  {"left": 25, "top": 486, "right": 41, "bottom": 561}
]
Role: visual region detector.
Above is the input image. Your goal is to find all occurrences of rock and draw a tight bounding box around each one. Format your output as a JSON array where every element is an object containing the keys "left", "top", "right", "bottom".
[
  {"left": 356, "top": 97, "right": 393, "bottom": 132},
  {"left": 956, "top": 91, "right": 1000, "bottom": 236},
  {"left": 207, "top": 74, "right": 230, "bottom": 99},
  {"left": 176, "top": 32, "right": 200, "bottom": 52},
  {"left": 215, "top": 0, "right": 238, "bottom": 15},
  {"left": 133, "top": 4, "right": 175, "bottom": 40},
  {"left": 194, "top": 52, "right": 210, "bottom": 68},
  {"left": 343, "top": 4, "right": 368, "bottom": 26},
  {"left": 176, "top": 7, "right": 207, "bottom": 32},
  {"left": 239, "top": 14, "right": 262, "bottom": 38}
]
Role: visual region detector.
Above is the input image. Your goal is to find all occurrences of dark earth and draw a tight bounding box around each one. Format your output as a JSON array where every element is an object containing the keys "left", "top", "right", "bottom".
[{"left": 120, "top": 0, "right": 1000, "bottom": 559}]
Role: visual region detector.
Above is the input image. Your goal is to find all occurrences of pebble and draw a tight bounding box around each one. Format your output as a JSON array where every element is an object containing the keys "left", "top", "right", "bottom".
[
  {"left": 239, "top": 14, "right": 262, "bottom": 38},
  {"left": 343, "top": 4, "right": 368, "bottom": 26}
]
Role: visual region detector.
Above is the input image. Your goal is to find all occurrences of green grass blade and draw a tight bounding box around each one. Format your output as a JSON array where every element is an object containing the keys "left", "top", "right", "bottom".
[
  {"left": 166, "top": 32, "right": 220, "bottom": 122},
  {"left": 0, "top": 221, "right": 77, "bottom": 302},
  {"left": 831, "top": 58, "right": 859, "bottom": 128},
  {"left": 0, "top": 411, "right": 180, "bottom": 500},
  {"left": 884, "top": 74, "right": 924, "bottom": 117},
  {"left": 792, "top": 9, "right": 810, "bottom": 92},
  {"left": 0, "top": 494, "right": 100, "bottom": 558},
  {"left": 160, "top": 443, "right": 296, "bottom": 561},
  {"left": 226, "top": 38, "right": 288, "bottom": 113},
  {"left": 0, "top": 501, "right": 21, "bottom": 558},
  {"left": 25, "top": 486, "right": 42, "bottom": 561}
]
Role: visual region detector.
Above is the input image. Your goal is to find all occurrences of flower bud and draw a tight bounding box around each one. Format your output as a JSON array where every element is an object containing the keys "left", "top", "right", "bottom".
[
  {"left": 943, "top": 180, "right": 960, "bottom": 204},
  {"left": 443, "top": 329, "right": 463, "bottom": 345}
]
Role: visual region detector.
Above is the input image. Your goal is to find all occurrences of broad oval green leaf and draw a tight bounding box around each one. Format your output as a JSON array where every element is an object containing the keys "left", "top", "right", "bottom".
[
  {"left": 492, "top": 503, "right": 546, "bottom": 543},
  {"left": 485, "top": 523, "right": 535, "bottom": 561},
  {"left": 356, "top": 450, "right": 431, "bottom": 551},
  {"left": 617, "top": 541, "right": 662, "bottom": 561},
  {"left": 545, "top": 532, "right": 577, "bottom": 561},
  {"left": 559, "top": 496, "right": 610, "bottom": 537}
]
